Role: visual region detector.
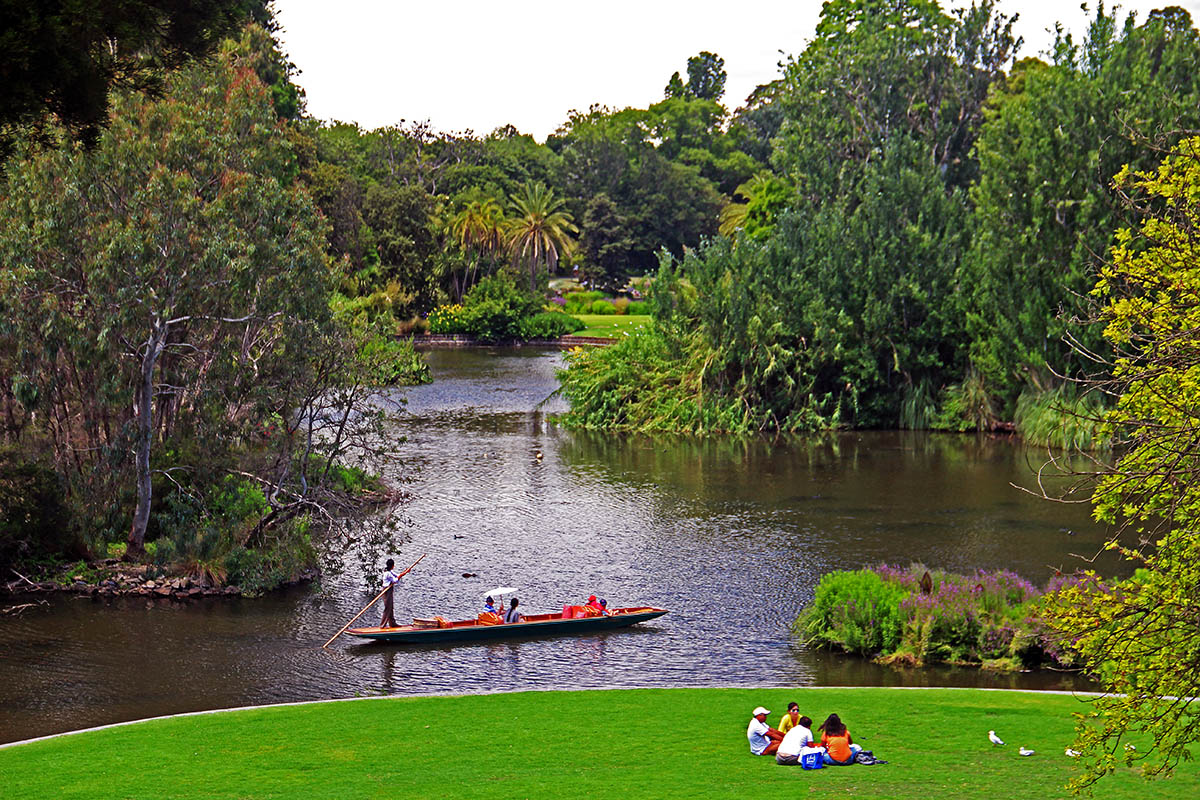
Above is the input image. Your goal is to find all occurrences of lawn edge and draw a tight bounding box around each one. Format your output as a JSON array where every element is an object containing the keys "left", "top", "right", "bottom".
[{"left": 1, "top": 685, "right": 1105, "bottom": 751}]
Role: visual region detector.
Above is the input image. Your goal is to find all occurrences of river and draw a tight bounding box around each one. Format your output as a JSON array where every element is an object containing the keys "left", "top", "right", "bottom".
[{"left": 0, "top": 347, "right": 1112, "bottom": 744}]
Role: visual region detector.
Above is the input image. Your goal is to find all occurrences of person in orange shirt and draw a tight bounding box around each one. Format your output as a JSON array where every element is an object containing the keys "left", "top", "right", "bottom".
[{"left": 818, "top": 713, "right": 862, "bottom": 765}]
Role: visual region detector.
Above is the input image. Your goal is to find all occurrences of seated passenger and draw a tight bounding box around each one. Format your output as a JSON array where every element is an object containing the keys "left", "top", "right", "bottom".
[
  {"left": 598, "top": 598, "right": 611, "bottom": 615},
  {"left": 503, "top": 597, "right": 523, "bottom": 624},
  {"left": 747, "top": 706, "right": 784, "bottom": 756},
  {"left": 583, "top": 595, "right": 604, "bottom": 617},
  {"left": 484, "top": 596, "right": 497, "bottom": 615},
  {"left": 775, "top": 715, "right": 818, "bottom": 765},
  {"left": 818, "top": 713, "right": 862, "bottom": 765}
]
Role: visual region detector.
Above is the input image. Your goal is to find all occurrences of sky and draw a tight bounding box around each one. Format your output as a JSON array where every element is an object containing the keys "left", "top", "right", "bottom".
[{"left": 274, "top": 0, "right": 1200, "bottom": 141}]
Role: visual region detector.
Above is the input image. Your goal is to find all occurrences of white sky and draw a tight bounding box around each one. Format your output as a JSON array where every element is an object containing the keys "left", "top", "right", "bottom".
[{"left": 274, "top": 1, "right": 1200, "bottom": 140}]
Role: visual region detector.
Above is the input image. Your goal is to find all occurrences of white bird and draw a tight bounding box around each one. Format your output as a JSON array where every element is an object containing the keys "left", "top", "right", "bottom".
[
  {"left": 988, "top": 730, "right": 1005, "bottom": 746},
  {"left": 1065, "top": 748, "right": 1081, "bottom": 757},
  {"left": 1019, "top": 746, "right": 1035, "bottom": 756},
  {"left": 1124, "top": 743, "right": 1137, "bottom": 752}
]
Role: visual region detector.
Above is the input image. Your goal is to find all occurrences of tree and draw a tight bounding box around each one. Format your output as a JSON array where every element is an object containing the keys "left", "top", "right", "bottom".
[
  {"left": 580, "top": 194, "right": 634, "bottom": 289},
  {"left": 0, "top": 34, "right": 331, "bottom": 557},
  {"left": 361, "top": 183, "right": 441, "bottom": 313},
  {"left": 963, "top": 7, "right": 1200, "bottom": 408},
  {"left": 1044, "top": 136, "right": 1200, "bottom": 791},
  {"left": 685, "top": 51, "right": 727, "bottom": 101},
  {"left": 0, "top": 0, "right": 261, "bottom": 155},
  {"left": 450, "top": 197, "right": 507, "bottom": 299},
  {"left": 505, "top": 181, "right": 578, "bottom": 291}
]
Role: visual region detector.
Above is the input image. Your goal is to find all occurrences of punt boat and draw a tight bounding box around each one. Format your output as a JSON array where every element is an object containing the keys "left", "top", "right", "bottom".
[{"left": 347, "top": 605, "right": 668, "bottom": 644}]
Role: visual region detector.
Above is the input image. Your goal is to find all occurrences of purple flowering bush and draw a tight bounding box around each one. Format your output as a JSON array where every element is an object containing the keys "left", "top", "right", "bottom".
[{"left": 797, "top": 564, "right": 1085, "bottom": 670}]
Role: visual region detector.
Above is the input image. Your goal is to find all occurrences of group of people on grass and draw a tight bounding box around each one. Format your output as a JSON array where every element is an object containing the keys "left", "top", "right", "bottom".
[{"left": 747, "top": 703, "right": 863, "bottom": 766}]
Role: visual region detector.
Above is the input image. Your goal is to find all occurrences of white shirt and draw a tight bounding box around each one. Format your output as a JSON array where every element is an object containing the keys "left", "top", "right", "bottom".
[
  {"left": 777, "top": 725, "right": 815, "bottom": 757},
  {"left": 382, "top": 569, "right": 400, "bottom": 588},
  {"left": 747, "top": 718, "right": 771, "bottom": 755}
]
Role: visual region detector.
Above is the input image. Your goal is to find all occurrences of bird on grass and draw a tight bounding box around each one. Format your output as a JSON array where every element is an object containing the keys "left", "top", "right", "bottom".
[
  {"left": 1065, "top": 748, "right": 1081, "bottom": 757},
  {"left": 1018, "top": 747, "right": 1035, "bottom": 756},
  {"left": 988, "top": 730, "right": 1005, "bottom": 746}
]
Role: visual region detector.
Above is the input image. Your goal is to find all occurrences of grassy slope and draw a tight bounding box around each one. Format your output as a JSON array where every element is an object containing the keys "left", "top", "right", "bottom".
[
  {"left": 569, "top": 314, "right": 650, "bottom": 338},
  {"left": 2, "top": 687, "right": 1195, "bottom": 799}
]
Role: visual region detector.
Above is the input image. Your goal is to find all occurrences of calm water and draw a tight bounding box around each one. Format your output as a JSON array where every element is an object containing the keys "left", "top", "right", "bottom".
[{"left": 0, "top": 348, "right": 1112, "bottom": 744}]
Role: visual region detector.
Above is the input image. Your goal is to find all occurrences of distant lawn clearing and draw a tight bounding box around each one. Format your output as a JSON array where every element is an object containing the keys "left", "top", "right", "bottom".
[
  {"left": 570, "top": 313, "right": 651, "bottom": 338},
  {"left": 3, "top": 687, "right": 1194, "bottom": 799}
]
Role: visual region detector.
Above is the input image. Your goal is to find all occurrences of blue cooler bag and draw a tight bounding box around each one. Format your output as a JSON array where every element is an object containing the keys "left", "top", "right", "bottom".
[{"left": 800, "top": 750, "right": 824, "bottom": 770}]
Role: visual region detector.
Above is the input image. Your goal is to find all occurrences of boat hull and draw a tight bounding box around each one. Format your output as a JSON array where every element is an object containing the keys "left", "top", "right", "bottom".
[{"left": 347, "top": 607, "right": 668, "bottom": 644}]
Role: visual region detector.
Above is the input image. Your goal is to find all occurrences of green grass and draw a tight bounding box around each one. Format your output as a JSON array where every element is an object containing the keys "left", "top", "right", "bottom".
[
  {"left": 4, "top": 688, "right": 1196, "bottom": 799},
  {"left": 569, "top": 314, "right": 651, "bottom": 338}
]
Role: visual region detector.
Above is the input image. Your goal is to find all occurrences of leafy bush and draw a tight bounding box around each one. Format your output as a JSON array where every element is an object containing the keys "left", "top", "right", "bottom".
[
  {"left": 626, "top": 300, "right": 649, "bottom": 315},
  {"left": 428, "top": 303, "right": 468, "bottom": 334},
  {"left": 613, "top": 297, "right": 631, "bottom": 315},
  {"left": 0, "top": 449, "right": 80, "bottom": 564},
  {"left": 798, "top": 569, "right": 909, "bottom": 656},
  {"left": 797, "top": 564, "right": 1077, "bottom": 671},
  {"left": 563, "top": 290, "right": 605, "bottom": 314},
  {"left": 519, "top": 311, "right": 586, "bottom": 339},
  {"left": 590, "top": 299, "right": 617, "bottom": 315}
]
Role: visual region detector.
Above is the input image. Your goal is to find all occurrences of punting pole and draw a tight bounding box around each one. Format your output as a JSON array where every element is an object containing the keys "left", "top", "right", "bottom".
[{"left": 321, "top": 553, "right": 426, "bottom": 649}]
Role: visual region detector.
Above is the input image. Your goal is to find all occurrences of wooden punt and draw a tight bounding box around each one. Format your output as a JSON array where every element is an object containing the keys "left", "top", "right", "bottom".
[{"left": 346, "top": 606, "right": 668, "bottom": 644}]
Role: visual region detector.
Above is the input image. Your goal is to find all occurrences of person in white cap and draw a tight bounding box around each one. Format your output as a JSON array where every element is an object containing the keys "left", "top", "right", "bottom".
[{"left": 747, "top": 706, "right": 784, "bottom": 756}]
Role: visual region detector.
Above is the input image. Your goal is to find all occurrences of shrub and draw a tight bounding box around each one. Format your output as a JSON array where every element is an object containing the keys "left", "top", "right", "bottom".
[
  {"left": 590, "top": 299, "right": 617, "bottom": 315},
  {"left": 564, "top": 290, "right": 605, "bottom": 314},
  {"left": 613, "top": 297, "right": 631, "bottom": 315},
  {"left": 0, "top": 450, "right": 80, "bottom": 564},
  {"left": 798, "top": 569, "right": 909, "bottom": 656},
  {"left": 427, "top": 303, "right": 467, "bottom": 334},
  {"left": 519, "top": 311, "right": 586, "bottom": 339},
  {"left": 626, "top": 300, "right": 649, "bottom": 315}
]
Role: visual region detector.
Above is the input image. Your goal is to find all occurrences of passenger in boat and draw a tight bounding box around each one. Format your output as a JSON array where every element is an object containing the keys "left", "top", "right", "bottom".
[
  {"left": 818, "top": 713, "right": 862, "bottom": 765},
  {"left": 484, "top": 596, "right": 497, "bottom": 615},
  {"left": 379, "top": 559, "right": 399, "bottom": 628},
  {"left": 598, "top": 598, "right": 610, "bottom": 615},
  {"left": 775, "top": 715, "right": 818, "bottom": 765},
  {"left": 778, "top": 702, "right": 802, "bottom": 735},
  {"left": 747, "top": 706, "right": 784, "bottom": 756},
  {"left": 584, "top": 595, "right": 604, "bottom": 616},
  {"left": 503, "top": 597, "right": 523, "bottom": 624}
]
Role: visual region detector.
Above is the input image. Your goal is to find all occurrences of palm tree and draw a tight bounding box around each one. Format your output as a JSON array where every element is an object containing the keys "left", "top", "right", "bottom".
[
  {"left": 449, "top": 197, "right": 506, "bottom": 299},
  {"left": 506, "top": 182, "right": 578, "bottom": 292}
]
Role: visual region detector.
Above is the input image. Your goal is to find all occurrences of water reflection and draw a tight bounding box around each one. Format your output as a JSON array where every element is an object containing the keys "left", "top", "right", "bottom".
[{"left": 0, "top": 348, "right": 1110, "bottom": 744}]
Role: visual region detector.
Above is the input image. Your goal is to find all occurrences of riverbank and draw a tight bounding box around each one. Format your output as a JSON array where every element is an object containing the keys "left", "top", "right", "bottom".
[
  {"left": 3, "top": 558, "right": 317, "bottom": 600},
  {"left": 2, "top": 687, "right": 1190, "bottom": 799}
]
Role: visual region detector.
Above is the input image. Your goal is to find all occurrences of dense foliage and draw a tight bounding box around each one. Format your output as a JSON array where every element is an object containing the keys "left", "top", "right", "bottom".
[
  {"left": 558, "top": 1, "right": 1200, "bottom": 439},
  {"left": 1041, "top": 137, "right": 1200, "bottom": 789},
  {"left": 797, "top": 565, "right": 1077, "bottom": 671},
  {"left": 0, "top": 27, "right": 414, "bottom": 582}
]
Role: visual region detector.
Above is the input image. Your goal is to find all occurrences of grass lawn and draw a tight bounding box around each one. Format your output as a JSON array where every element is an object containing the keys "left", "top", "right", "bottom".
[
  {"left": 569, "top": 314, "right": 651, "bottom": 338},
  {"left": 2, "top": 687, "right": 1194, "bottom": 799}
]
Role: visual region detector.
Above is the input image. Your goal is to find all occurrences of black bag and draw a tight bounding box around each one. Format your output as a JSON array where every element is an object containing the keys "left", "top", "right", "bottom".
[{"left": 855, "top": 750, "right": 888, "bottom": 765}]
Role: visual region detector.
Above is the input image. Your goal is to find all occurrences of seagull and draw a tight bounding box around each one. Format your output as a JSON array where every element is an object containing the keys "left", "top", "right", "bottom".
[
  {"left": 988, "top": 730, "right": 1005, "bottom": 746},
  {"left": 1065, "top": 748, "right": 1081, "bottom": 757},
  {"left": 1019, "top": 747, "right": 1035, "bottom": 756}
]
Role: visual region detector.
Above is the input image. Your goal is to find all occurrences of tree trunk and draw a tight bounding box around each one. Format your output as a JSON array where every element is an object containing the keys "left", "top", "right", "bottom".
[{"left": 126, "top": 318, "right": 166, "bottom": 560}]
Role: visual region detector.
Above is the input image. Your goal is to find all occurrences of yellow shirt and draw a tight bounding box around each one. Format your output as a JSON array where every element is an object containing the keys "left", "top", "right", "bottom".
[{"left": 778, "top": 712, "right": 801, "bottom": 735}]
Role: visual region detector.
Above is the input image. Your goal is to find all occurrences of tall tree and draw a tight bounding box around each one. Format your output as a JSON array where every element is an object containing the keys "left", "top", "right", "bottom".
[
  {"left": 0, "top": 0, "right": 262, "bottom": 155},
  {"left": 1045, "top": 136, "right": 1200, "bottom": 790},
  {"left": 450, "top": 197, "right": 507, "bottom": 299},
  {"left": 505, "top": 181, "right": 578, "bottom": 291},
  {"left": 0, "top": 33, "right": 331, "bottom": 557}
]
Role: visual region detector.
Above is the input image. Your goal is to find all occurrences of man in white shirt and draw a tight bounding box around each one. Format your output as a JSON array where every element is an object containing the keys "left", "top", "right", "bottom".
[
  {"left": 775, "top": 715, "right": 821, "bottom": 765},
  {"left": 379, "top": 559, "right": 400, "bottom": 628},
  {"left": 746, "top": 706, "right": 784, "bottom": 756}
]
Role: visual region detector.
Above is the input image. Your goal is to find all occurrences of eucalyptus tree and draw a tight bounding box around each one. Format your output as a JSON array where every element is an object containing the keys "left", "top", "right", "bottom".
[
  {"left": 505, "top": 182, "right": 578, "bottom": 291},
  {"left": 0, "top": 40, "right": 333, "bottom": 557}
]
